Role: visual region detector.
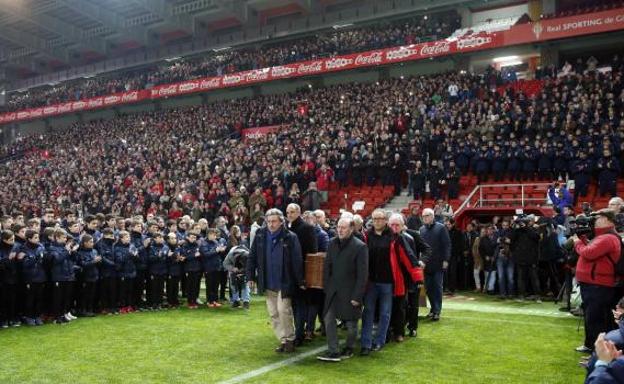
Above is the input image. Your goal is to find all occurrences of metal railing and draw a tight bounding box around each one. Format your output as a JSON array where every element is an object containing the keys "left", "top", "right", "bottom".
[{"left": 456, "top": 183, "right": 553, "bottom": 215}]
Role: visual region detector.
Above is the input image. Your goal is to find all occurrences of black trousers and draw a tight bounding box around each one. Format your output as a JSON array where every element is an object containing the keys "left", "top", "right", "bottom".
[
  {"left": 100, "top": 277, "right": 118, "bottom": 310},
  {"left": 186, "top": 271, "right": 201, "bottom": 304},
  {"left": 134, "top": 270, "right": 147, "bottom": 307},
  {"left": 539, "top": 261, "right": 561, "bottom": 297},
  {"left": 218, "top": 270, "right": 228, "bottom": 301},
  {"left": 167, "top": 275, "right": 180, "bottom": 306},
  {"left": 118, "top": 277, "right": 134, "bottom": 307},
  {"left": 52, "top": 281, "right": 74, "bottom": 317},
  {"left": 444, "top": 257, "right": 459, "bottom": 293},
  {"left": 517, "top": 264, "right": 541, "bottom": 297},
  {"left": 148, "top": 274, "right": 165, "bottom": 307},
  {"left": 390, "top": 295, "right": 407, "bottom": 338},
  {"left": 580, "top": 283, "right": 618, "bottom": 349},
  {"left": 204, "top": 271, "right": 220, "bottom": 303},
  {"left": 1, "top": 283, "right": 18, "bottom": 321},
  {"left": 24, "top": 282, "right": 45, "bottom": 319},
  {"left": 407, "top": 285, "right": 421, "bottom": 331},
  {"left": 80, "top": 281, "right": 97, "bottom": 313}
]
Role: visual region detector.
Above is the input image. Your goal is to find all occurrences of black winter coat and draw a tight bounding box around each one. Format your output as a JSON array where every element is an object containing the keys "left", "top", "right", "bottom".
[
  {"left": 510, "top": 227, "right": 540, "bottom": 265},
  {"left": 323, "top": 235, "right": 368, "bottom": 321}
]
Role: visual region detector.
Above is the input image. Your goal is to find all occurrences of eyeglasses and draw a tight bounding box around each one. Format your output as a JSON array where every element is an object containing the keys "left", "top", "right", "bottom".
[{"left": 372, "top": 217, "right": 386, "bottom": 221}]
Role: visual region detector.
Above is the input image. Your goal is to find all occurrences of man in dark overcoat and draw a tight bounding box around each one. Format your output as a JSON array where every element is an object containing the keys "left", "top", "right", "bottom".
[{"left": 317, "top": 217, "right": 368, "bottom": 362}]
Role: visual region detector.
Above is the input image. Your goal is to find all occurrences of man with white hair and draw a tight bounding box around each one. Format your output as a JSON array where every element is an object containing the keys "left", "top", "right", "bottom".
[
  {"left": 608, "top": 197, "right": 624, "bottom": 233},
  {"left": 314, "top": 209, "right": 336, "bottom": 239},
  {"left": 353, "top": 214, "right": 365, "bottom": 241},
  {"left": 317, "top": 217, "right": 368, "bottom": 362},
  {"left": 247, "top": 208, "right": 304, "bottom": 353},
  {"left": 387, "top": 213, "right": 427, "bottom": 341},
  {"left": 419, "top": 208, "right": 451, "bottom": 322}
]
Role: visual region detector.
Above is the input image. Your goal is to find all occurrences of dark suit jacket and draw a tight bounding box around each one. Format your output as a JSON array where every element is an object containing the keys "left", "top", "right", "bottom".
[{"left": 323, "top": 235, "right": 368, "bottom": 321}]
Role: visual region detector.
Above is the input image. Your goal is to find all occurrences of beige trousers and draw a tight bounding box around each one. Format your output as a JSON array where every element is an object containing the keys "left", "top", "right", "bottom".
[{"left": 265, "top": 290, "right": 295, "bottom": 343}]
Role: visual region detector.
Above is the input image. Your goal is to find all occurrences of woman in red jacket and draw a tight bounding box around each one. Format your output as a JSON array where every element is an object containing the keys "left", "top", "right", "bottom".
[{"left": 572, "top": 209, "right": 623, "bottom": 353}]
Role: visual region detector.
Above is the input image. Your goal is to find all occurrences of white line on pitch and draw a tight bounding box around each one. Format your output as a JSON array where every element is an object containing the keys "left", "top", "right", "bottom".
[{"left": 217, "top": 346, "right": 327, "bottom": 384}]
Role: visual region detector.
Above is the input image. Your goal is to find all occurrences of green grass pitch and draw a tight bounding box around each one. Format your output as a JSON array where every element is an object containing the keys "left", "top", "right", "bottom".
[{"left": 0, "top": 294, "right": 585, "bottom": 384}]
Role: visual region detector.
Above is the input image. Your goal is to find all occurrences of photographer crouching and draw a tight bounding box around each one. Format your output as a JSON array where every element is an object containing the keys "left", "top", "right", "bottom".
[{"left": 572, "top": 209, "right": 622, "bottom": 354}]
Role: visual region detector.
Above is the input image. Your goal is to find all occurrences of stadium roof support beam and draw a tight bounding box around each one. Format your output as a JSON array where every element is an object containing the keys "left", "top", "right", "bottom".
[
  {"left": 213, "top": 0, "right": 249, "bottom": 23},
  {"left": 130, "top": 0, "right": 196, "bottom": 35},
  {"left": 0, "top": 1, "right": 108, "bottom": 55},
  {"left": 0, "top": 26, "right": 69, "bottom": 63},
  {"left": 55, "top": 0, "right": 150, "bottom": 47}
]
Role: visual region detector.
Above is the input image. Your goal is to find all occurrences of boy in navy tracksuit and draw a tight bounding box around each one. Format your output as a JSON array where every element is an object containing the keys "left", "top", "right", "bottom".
[
  {"left": 129, "top": 222, "right": 148, "bottom": 310},
  {"left": 76, "top": 234, "right": 101, "bottom": 317},
  {"left": 48, "top": 229, "right": 80, "bottom": 324},
  {"left": 0, "top": 230, "right": 20, "bottom": 327},
  {"left": 147, "top": 233, "right": 168, "bottom": 310},
  {"left": 180, "top": 232, "right": 202, "bottom": 309},
  {"left": 84, "top": 215, "right": 103, "bottom": 244},
  {"left": 115, "top": 231, "right": 138, "bottom": 313},
  {"left": 166, "top": 233, "right": 182, "bottom": 308},
  {"left": 201, "top": 229, "right": 225, "bottom": 308},
  {"left": 17, "top": 230, "right": 47, "bottom": 326},
  {"left": 97, "top": 228, "right": 118, "bottom": 314}
]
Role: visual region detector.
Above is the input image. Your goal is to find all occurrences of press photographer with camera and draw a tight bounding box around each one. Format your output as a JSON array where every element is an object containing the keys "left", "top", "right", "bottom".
[
  {"left": 510, "top": 215, "right": 542, "bottom": 301},
  {"left": 573, "top": 209, "right": 623, "bottom": 353}
]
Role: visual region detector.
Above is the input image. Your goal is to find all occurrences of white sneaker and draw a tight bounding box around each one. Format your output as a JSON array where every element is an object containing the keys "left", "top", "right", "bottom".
[
  {"left": 66, "top": 312, "right": 77, "bottom": 321},
  {"left": 64, "top": 313, "right": 72, "bottom": 321}
]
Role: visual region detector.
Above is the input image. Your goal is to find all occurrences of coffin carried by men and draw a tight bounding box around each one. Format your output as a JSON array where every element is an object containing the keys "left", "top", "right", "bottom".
[{"left": 304, "top": 252, "right": 326, "bottom": 289}]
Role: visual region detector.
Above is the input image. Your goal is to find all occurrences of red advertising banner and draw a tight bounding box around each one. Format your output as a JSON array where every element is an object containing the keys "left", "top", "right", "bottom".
[
  {"left": 2, "top": 7, "right": 624, "bottom": 125},
  {"left": 241, "top": 124, "right": 288, "bottom": 141}
]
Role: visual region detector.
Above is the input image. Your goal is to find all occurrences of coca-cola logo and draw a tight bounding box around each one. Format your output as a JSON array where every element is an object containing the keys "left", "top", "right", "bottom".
[
  {"left": 73, "top": 101, "right": 87, "bottom": 110},
  {"left": 200, "top": 78, "right": 221, "bottom": 89},
  {"left": 31, "top": 108, "right": 43, "bottom": 117},
  {"left": 43, "top": 106, "right": 57, "bottom": 115},
  {"left": 354, "top": 52, "right": 383, "bottom": 66},
  {"left": 271, "top": 66, "right": 297, "bottom": 78},
  {"left": 58, "top": 103, "right": 72, "bottom": 113},
  {"left": 325, "top": 58, "right": 354, "bottom": 70},
  {"left": 104, "top": 95, "right": 120, "bottom": 105},
  {"left": 457, "top": 35, "right": 493, "bottom": 50},
  {"left": 179, "top": 82, "right": 198, "bottom": 92},
  {"left": 420, "top": 42, "right": 451, "bottom": 56},
  {"left": 246, "top": 69, "right": 269, "bottom": 82},
  {"left": 88, "top": 98, "right": 103, "bottom": 108},
  {"left": 297, "top": 61, "right": 323, "bottom": 74},
  {"left": 223, "top": 74, "right": 242, "bottom": 85},
  {"left": 17, "top": 111, "right": 30, "bottom": 119},
  {"left": 158, "top": 86, "right": 178, "bottom": 97},
  {"left": 385, "top": 47, "right": 419, "bottom": 61}
]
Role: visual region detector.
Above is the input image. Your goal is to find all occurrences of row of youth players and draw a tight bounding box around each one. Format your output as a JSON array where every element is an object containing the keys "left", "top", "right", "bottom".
[{"left": 0, "top": 218, "right": 247, "bottom": 326}]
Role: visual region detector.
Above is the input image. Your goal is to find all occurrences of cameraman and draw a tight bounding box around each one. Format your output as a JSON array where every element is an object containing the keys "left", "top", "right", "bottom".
[
  {"left": 572, "top": 209, "right": 622, "bottom": 353},
  {"left": 510, "top": 216, "right": 541, "bottom": 301}
]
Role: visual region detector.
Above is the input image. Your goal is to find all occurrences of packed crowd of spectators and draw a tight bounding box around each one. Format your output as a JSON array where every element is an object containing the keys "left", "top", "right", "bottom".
[
  {"left": 1, "top": 11, "right": 459, "bottom": 113},
  {"left": 1, "top": 53, "right": 623, "bottom": 224}
]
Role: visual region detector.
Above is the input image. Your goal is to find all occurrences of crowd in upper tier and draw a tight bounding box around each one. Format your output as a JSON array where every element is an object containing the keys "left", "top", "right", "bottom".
[{"left": 1, "top": 11, "right": 459, "bottom": 113}]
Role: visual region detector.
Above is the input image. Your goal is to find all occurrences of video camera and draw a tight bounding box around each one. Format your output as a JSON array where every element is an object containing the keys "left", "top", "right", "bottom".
[
  {"left": 512, "top": 214, "right": 531, "bottom": 229},
  {"left": 568, "top": 214, "right": 596, "bottom": 237}
]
